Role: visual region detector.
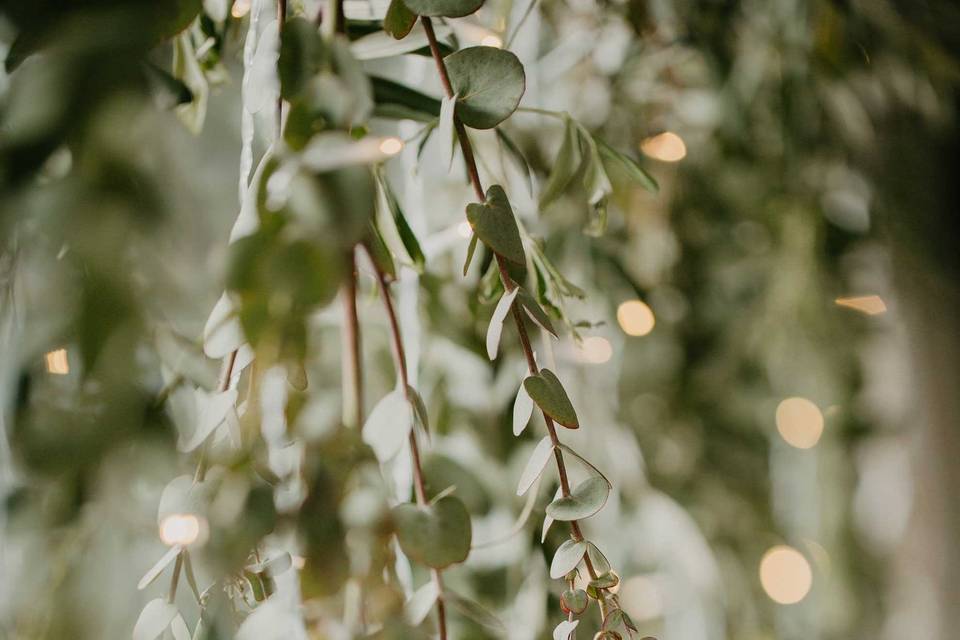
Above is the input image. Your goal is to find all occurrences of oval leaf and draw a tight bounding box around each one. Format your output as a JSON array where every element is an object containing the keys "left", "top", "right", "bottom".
[
  {"left": 550, "top": 539, "right": 586, "bottom": 579},
  {"left": 486, "top": 286, "right": 519, "bottom": 360},
  {"left": 445, "top": 47, "right": 525, "bottom": 130},
  {"left": 393, "top": 495, "right": 471, "bottom": 569},
  {"left": 404, "top": 580, "right": 440, "bottom": 625},
  {"left": 512, "top": 380, "right": 534, "bottom": 436},
  {"left": 170, "top": 614, "right": 191, "bottom": 640},
  {"left": 180, "top": 389, "right": 238, "bottom": 452},
  {"left": 203, "top": 293, "right": 244, "bottom": 358},
  {"left": 516, "top": 436, "right": 554, "bottom": 496},
  {"left": 132, "top": 598, "right": 177, "bottom": 640},
  {"left": 545, "top": 476, "right": 609, "bottom": 521},
  {"left": 402, "top": 0, "right": 484, "bottom": 19},
  {"left": 553, "top": 619, "right": 580, "bottom": 640},
  {"left": 518, "top": 289, "right": 557, "bottom": 337},
  {"left": 467, "top": 184, "right": 525, "bottom": 265},
  {"left": 523, "top": 369, "right": 578, "bottom": 428},
  {"left": 541, "top": 486, "right": 562, "bottom": 542},
  {"left": 384, "top": 0, "right": 418, "bottom": 39},
  {"left": 362, "top": 390, "right": 413, "bottom": 462}
]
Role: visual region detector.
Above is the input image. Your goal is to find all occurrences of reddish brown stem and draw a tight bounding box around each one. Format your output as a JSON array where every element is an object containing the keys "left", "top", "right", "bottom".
[
  {"left": 368, "top": 252, "right": 447, "bottom": 640},
  {"left": 341, "top": 251, "right": 363, "bottom": 428},
  {"left": 421, "top": 16, "right": 601, "bottom": 583}
]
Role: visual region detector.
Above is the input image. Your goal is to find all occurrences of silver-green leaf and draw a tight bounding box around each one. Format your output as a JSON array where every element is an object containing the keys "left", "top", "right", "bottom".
[
  {"left": 393, "top": 495, "right": 472, "bottom": 568},
  {"left": 550, "top": 539, "right": 586, "bottom": 579},
  {"left": 402, "top": 0, "right": 484, "bottom": 17},
  {"left": 466, "top": 184, "right": 525, "bottom": 265},
  {"left": 362, "top": 390, "right": 413, "bottom": 462},
  {"left": 446, "top": 47, "right": 525, "bottom": 130},
  {"left": 516, "top": 436, "right": 554, "bottom": 496},
  {"left": 545, "top": 476, "right": 610, "bottom": 521},
  {"left": 523, "top": 369, "right": 579, "bottom": 428}
]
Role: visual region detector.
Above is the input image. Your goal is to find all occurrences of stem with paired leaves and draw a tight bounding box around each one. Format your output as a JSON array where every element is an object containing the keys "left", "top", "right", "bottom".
[
  {"left": 420, "top": 16, "right": 609, "bottom": 610},
  {"left": 368, "top": 251, "right": 449, "bottom": 640}
]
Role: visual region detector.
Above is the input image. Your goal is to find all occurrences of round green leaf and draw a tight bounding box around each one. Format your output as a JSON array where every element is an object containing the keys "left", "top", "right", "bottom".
[
  {"left": 545, "top": 477, "right": 609, "bottom": 521},
  {"left": 445, "top": 47, "right": 525, "bottom": 130},
  {"left": 523, "top": 369, "right": 579, "bottom": 428},
  {"left": 560, "top": 588, "right": 589, "bottom": 615},
  {"left": 550, "top": 539, "right": 586, "bottom": 579},
  {"left": 384, "top": 0, "right": 417, "bottom": 38},
  {"left": 401, "top": 0, "right": 484, "bottom": 18},
  {"left": 393, "top": 495, "right": 471, "bottom": 568},
  {"left": 466, "top": 184, "right": 525, "bottom": 265}
]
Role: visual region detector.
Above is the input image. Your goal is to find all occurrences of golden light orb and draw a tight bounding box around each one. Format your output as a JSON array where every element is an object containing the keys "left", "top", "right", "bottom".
[
  {"left": 775, "top": 397, "right": 824, "bottom": 449},
  {"left": 578, "top": 336, "right": 613, "bottom": 364},
  {"left": 159, "top": 514, "right": 201, "bottom": 547},
  {"left": 617, "top": 300, "right": 656, "bottom": 337},
  {"left": 759, "top": 545, "right": 813, "bottom": 604},
  {"left": 379, "top": 137, "right": 404, "bottom": 156},
  {"left": 640, "top": 132, "right": 686, "bottom": 162}
]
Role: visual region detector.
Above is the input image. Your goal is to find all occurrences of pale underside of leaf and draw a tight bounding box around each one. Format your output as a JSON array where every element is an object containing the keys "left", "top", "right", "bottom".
[
  {"left": 512, "top": 379, "right": 534, "bottom": 436},
  {"left": 137, "top": 545, "right": 183, "bottom": 590},
  {"left": 180, "top": 388, "right": 238, "bottom": 452},
  {"left": 486, "top": 287, "right": 519, "bottom": 360},
  {"left": 361, "top": 390, "right": 413, "bottom": 462},
  {"left": 516, "top": 436, "right": 554, "bottom": 496},
  {"left": 541, "top": 485, "right": 563, "bottom": 542},
  {"left": 549, "top": 539, "right": 586, "bottom": 579},
  {"left": 553, "top": 619, "right": 580, "bottom": 640},
  {"left": 132, "top": 598, "right": 178, "bottom": 640},
  {"left": 404, "top": 580, "right": 440, "bottom": 626},
  {"left": 545, "top": 476, "right": 610, "bottom": 521},
  {"left": 438, "top": 92, "right": 458, "bottom": 170}
]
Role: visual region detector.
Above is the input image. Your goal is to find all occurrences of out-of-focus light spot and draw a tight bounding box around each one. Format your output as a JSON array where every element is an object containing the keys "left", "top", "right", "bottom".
[
  {"left": 45, "top": 349, "right": 69, "bottom": 375},
  {"left": 619, "top": 575, "right": 663, "bottom": 621},
  {"left": 160, "top": 514, "right": 202, "bottom": 546},
  {"left": 480, "top": 34, "right": 503, "bottom": 48},
  {"left": 231, "top": 0, "right": 251, "bottom": 18},
  {"left": 578, "top": 336, "right": 613, "bottom": 364},
  {"left": 835, "top": 295, "right": 886, "bottom": 315},
  {"left": 292, "top": 555, "right": 306, "bottom": 569},
  {"left": 760, "top": 545, "right": 813, "bottom": 604},
  {"left": 617, "top": 300, "right": 655, "bottom": 336},
  {"left": 775, "top": 397, "right": 824, "bottom": 449},
  {"left": 457, "top": 221, "right": 472, "bottom": 238},
  {"left": 379, "top": 137, "right": 404, "bottom": 156},
  {"left": 640, "top": 132, "right": 686, "bottom": 162}
]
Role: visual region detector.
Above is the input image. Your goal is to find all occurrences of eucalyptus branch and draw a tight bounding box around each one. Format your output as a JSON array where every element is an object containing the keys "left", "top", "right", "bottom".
[
  {"left": 368, "top": 251, "right": 449, "bottom": 640},
  {"left": 421, "top": 14, "right": 613, "bottom": 609},
  {"left": 341, "top": 250, "right": 363, "bottom": 428}
]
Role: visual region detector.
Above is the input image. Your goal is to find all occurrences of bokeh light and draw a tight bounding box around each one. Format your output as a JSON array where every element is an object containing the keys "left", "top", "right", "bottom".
[
  {"left": 379, "top": 137, "right": 404, "bottom": 156},
  {"left": 231, "top": 0, "right": 251, "bottom": 18},
  {"left": 835, "top": 295, "right": 887, "bottom": 315},
  {"left": 45, "top": 349, "right": 69, "bottom": 375},
  {"left": 481, "top": 34, "right": 503, "bottom": 48},
  {"left": 578, "top": 336, "right": 613, "bottom": 364},
  {"left": 640, "top": 132, "right": 687, "bottom": 162},
  {"left": 617, "top": 300, "right": 656, "bottom": 336},
  {"left": 159, "top": 514, "right": 202, "bottom": 547},
  {"left": 457, "top": 221, "right": 472, "bottom": 238},
  {"left": 759, "top": 545, "right": 813, "bottom": 604},
  {"left": 775, "top": 397, "right": 824, "bottom": 449}
]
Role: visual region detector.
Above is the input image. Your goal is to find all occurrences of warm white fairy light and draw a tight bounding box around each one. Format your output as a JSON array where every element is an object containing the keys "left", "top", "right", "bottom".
[
  {"left": 159, "top": 514, "right": 202, "bottom": 547},
  {"left": 759, "top": 545, "right": 813, "bottom": 604},
  {"left": 640, "top": 132, "right": 686, "bottom": 162},
  {"left": 578, "top": 336, "right": 613, "bottom": 364},
  {"left": 379, "top": 137, "right": 404, "bottom": 156},
  {"left": 835, "top": 295, "right": 886, "bottom": 315},
  {"left": 45, "top": 349, "right": 69, "bottom": 375},
  {"left": 617, "top": 300, "right": 655, "bottom": 336},
  {"left": 480, "top": 34, "right": 503, "bottom": 48},
  {"left": 775, "top": 397, "right": 824, "bottom": 449},
  {"left": 231, "top": 0, "right": 251, "bottom": 18}
]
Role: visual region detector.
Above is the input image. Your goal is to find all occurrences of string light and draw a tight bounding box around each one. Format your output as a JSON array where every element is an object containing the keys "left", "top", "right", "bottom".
[
  {"left": 640, "top": 132, "right": 686, "bottom": 162},
  {"left": 759, "top": 545, "right": 813, "bottom": 604},
  {"left": 775, "top": 397, "right": 824, "bottom": 449},
  {"left": 617, "top": 300, "right": 656, "bottom": 336},
  {"left": 379, "top": 137, "right": 404, "bottom": 156},
  {"left": 159, "top": 514, "right": 202, "bottom": 547},
  {"left": 835, "top": 295, "right": 886, "bottom": 315},
  {"left": 45, "top": 349, "right": 69, "bottom": 375}
]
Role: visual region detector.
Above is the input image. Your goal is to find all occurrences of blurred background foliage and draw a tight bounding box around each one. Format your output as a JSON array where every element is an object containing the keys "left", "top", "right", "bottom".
[{"left": 2, "top": 0, "right": 959, "bottom": 639}]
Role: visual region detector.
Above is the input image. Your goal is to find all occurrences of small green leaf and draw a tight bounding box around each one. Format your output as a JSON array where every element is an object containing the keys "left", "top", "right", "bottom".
[
  {"left": 462, "top": 233, "right": 479, "bottom": 276},
  {"left": 393, "top": 495, "right": 472, "bottom": 568},
  {"left": 517, "top": 288, "right": 557, "bottom": 337},
  {"left": 362, "top": 390, "right": 413, "bottom": 461},
  {"left": 371, "top": 76, "right": 441, "bottom": 122},
  {"left": 523, "top": 369, "right": 578, "bottom": 428},
  {"left": 446, "top": 591, "right": 505, "bottom": 634},
  {"left": 384, "top": 0, "right": 418, "bottom": 38},
  {"left": 560, "top": 589, "right": 589, "bottom": 615},
  {"left": 466, "top": 184, "right": 525, "bottom": 264},
  {"left": 596, "top": 137, "right": 659, "bottom": 193},
  {"left": 496, "top": 128, "right": 534, "bottom": 196},
  {"left": 586, "top": 541, "right": 612, "bottom": 574},
  {"left": 445, "top": 47, "right": 525, "bottom": 129},
  {"left": 539, "top": 116, "right": 583, "bottom": 211},
  {"left": 550, "top": 539, "right": 586, "bottom": 579},
  {"left": 438, "top": 92, "right": 458, "bottom": 169},
  {"left": 407, "top": 385, "right": 430, "bottom": 434},
  {"left": 602, "top": 608, "right": 624, "bottom": 631},
  {"left": 516, "top": 436, "right": 554, "bottom": 496},
  {"left": 402, "top": 0, "right": 484, "bottom": 18},
  {"left": 589, "top": 571, "right": 619, "bottom": 590},
  {"left": 545, "top": 477, "right": 609, "bottom": 521},
  {"left": 364, "top": 221, "right": 397, "bottom": 281},
  {"left": 376, "top": 168, "right": 426, "bottom": 271},
  {"left": 279, "top": 17, "right": 327, "bottom": 100}
]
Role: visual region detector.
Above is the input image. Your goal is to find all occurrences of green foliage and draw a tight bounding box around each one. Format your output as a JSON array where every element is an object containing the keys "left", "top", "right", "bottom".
[
  {"left": 445, "top": 46, "right": 526, "bottom": 129},
  {"left": 400, "top": 0, "right": 484, "bottom": 18},
  {"left": 392, "top": 495, "right": 472, "bottom": 568},
  {"left": 466, "top": 184, "right": 526, "bottom": 264},
  {"left": 524, "top": 368, "right": 579, "bottom": 428}
]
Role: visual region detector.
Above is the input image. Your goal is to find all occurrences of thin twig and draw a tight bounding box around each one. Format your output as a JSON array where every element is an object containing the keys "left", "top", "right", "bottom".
[
  {"left": 421, "top": 16, "right": 606, "bottom": 591},
  {"left": 505, "top": 0, "right": 541, "bottom": 50},
  {"left": 341, "top": 250, "right": 363, "bottom": 428},
  {"left": 368, "top": 250, "right": 448, "bottom": 640}
]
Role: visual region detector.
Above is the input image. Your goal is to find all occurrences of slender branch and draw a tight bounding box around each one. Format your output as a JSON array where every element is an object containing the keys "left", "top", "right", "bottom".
[
  {"left": 341, "top": 250, "right": 363, "bottom": 428},
  {"left": 167, "top": 552, "right": 184, "bottom": 604},
  {"left": 277, "top": 0, "right": 286, "bottom": 135},
  {"left": 504, "top": 0, "right": 541, "bottom": 50},
  {"left": 367, "top": 251, "right": 448, "bottom": 640},
  {"left": 421, "top": 17, "right": 605, "bottom": 589}
]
